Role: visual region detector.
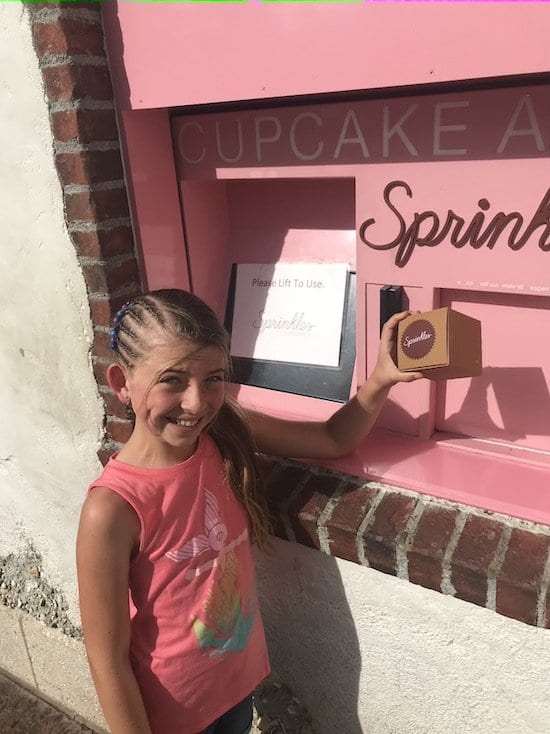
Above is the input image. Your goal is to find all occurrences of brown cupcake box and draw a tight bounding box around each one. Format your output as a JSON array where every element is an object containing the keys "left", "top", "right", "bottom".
[{"left": 397, "top": 307, "right": 482, "bottom": 380}]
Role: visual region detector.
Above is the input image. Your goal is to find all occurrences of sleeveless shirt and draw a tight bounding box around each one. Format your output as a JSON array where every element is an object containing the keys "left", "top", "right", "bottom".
[{"left": 88, "top": 434, "right": 270, "bottom": 734}]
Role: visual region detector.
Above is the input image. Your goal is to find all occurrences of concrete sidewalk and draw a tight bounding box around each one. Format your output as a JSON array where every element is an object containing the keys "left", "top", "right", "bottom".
[{"left": 0, "top": 672, "right": 94, "bottom": 733}]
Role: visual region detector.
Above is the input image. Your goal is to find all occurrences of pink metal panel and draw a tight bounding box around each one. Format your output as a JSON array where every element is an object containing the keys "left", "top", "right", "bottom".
[
  {"left": 436, "top": 290, "right": 550, "bottom": 453},
  {"left": 102, "top": 3, "right": 550, "bottom": 110},
  {"left": 119, "top": 110, "right": 190, "bottom": 291}
]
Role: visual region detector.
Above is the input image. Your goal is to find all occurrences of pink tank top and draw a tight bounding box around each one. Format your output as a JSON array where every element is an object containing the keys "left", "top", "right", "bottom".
[{"left": 89, "top": 434, "right": 270, "bottom": 734}]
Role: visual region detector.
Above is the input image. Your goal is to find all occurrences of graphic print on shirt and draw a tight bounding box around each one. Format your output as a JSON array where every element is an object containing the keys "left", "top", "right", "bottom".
[
  {"left": 164, "top": 488, "right": 256, "bottom": 656},
  {"left": 165, "top": 489, "right": 228, "bottom": 562}
]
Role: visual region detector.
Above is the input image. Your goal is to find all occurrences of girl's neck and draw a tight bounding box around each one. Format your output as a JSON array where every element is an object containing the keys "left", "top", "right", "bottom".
[{"left": 117, "top": 431, "right": 200, "bottom": 469}]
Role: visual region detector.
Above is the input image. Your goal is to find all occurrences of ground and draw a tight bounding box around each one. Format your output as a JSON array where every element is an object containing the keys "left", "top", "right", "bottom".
[{"left": 0, "top": 671, "right": 315, "bottom": 734}]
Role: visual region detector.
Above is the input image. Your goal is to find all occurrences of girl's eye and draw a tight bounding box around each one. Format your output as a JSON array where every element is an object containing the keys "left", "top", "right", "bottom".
[
  {"left": 207, "top": 375, "right": 225, "bottom": 384},
  {"left": 160, "top": 375, "right": 183, "bottom": 386}
]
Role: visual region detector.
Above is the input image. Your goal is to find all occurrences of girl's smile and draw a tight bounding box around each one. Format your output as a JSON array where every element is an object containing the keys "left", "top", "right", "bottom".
[{"left": 168, "top": 416, "right": 200, "bottom": 428}]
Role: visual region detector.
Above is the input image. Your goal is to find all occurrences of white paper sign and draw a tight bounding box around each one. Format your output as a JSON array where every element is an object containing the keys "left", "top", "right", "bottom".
[{"left": 230, "top": 263, "right": 349, "bottom": 367}]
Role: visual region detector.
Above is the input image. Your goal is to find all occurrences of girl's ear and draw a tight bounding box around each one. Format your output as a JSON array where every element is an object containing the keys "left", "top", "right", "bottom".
[{"left": 106, "top": 363, "right": 131, "bottom": 403}]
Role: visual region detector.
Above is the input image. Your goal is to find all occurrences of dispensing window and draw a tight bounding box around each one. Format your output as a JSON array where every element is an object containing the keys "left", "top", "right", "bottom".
[{"left": 176, "top": 175, "right": 357, "bottom": 402}]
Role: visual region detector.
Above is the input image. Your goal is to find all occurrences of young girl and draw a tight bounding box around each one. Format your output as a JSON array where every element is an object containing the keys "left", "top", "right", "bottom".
[{"left": 76, "top": 288, "right": 422, "bottom": 734}]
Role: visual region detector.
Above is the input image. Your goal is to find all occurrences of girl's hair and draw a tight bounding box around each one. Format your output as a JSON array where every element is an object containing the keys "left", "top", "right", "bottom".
[{"left": 110, "top": 289, "right": 271, "bottom": 549}]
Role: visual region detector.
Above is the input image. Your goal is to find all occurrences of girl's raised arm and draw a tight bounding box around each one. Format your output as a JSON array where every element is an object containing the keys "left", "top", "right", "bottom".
[
  {"left": 76, "top": 489, "right": 152, "bottom": 734},
  {"left": 246, "top": 311, "right": 423, "bottom": 460}
]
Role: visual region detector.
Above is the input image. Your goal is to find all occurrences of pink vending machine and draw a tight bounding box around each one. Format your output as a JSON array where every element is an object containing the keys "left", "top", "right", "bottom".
[{"left": 103, "top": 3, "right": 550, "bottom": 527}]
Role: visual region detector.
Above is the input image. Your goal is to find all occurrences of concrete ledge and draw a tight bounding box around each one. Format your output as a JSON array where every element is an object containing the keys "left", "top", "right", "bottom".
[{"left": 0, "top": 604, "right": 106, "bottom": 732}]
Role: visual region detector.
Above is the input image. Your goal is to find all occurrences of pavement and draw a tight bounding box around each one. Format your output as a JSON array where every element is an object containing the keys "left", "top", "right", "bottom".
[
  {"left": 0, "top": 671, "right": 93, "bottom": 733},
  {"left": 0, "top": 671, "right": 314, "bottom": 734}
]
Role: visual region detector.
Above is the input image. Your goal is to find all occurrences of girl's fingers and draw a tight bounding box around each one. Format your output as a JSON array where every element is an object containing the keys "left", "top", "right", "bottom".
[{"left": 383, "top": 310, "right": 411, "bottom": 330}]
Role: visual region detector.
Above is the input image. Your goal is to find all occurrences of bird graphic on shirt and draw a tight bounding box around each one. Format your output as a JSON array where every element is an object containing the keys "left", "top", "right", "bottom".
[
  {"left": 165, "top": 489, "right": 228, "bottom": 562},
  {"left": 192, "top": 548, "right": 256, "bottom": 656}
]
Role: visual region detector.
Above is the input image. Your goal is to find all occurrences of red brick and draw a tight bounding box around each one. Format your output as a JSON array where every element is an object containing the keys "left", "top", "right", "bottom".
[
  {"left": 326, "top": 481, "right": 379, "bottom": 563},
  {"left": 42, "top": 63, "right": 113, "bottom": 103},
  {"left": 499, "top": 529, "right": 550, "bottom": 586},
  {"left": 497, "top": 586, "right": 539, "bottom": 627},
  {"left": 496, "top": 529, "right": 550, "bottom": 626},
  {"left": 407, "top": 506, "right": 458, "bottom": 591},
  {"left": 56, "top": 150, "right": 123, "bottom": 186},
  {"left": 88, "top": 296, "right": 117, "bottom": 328},
  {"left": 103, "top": 258, "right": 141, "bottom": 294},
  {"left": 71, "top": 226, "right": 135, "bottom": 259},
  {"left": 289, "top": 472, "right": 342, "bottom": 550},
  {"left": 51, "top": 107, "right": 118, "bottom": 144},
  {"left": 451, "top": 515, "right": 503, "bottom": 608},
  {"left": 33, "top": 18, "right": 105, "bottom": 57},
  {"left": 82, "top": 258, "right": 141, "bottom": 296},
  {"left": 65, "top": 187, "right": 130, "bottom": 223},
  {"left": 92, "top": 328, "right": 112, "bottom": 360},
  {"left": 360, "top": 492, "right": 417, "bottom": 576},
  {"left": 106, "top": 418, "right": 133, "bottom": 445},
  {"left": 92, "top": 358, "right": 110, "bottom": 388},
  {"left": 29, "top": 2, "right": 101, "bottom": 13}
]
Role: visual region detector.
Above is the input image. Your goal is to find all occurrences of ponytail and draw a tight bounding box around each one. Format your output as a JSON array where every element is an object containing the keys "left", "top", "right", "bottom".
[{"left": 208, "top": 396, "right": 272, "bottom": 551}]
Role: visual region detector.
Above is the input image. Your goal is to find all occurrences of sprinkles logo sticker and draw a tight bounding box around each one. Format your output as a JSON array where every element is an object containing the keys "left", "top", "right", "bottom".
[{"left": 401, "top": 319, "right": 435, "bottom": 360}]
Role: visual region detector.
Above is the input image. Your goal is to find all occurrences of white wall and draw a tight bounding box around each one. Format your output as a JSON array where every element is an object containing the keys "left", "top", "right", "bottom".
[
  {"left": 0, "top": 2, "right": 104, "bottom": 621},
  {"left": 256, "top": 539, "right": 550, "bottom": 734}
]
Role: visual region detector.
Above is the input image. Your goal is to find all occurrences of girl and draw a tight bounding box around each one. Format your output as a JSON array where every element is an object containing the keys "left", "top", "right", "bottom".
[{"left": 76, "top": 288, "right": 422, "bottom": 734}]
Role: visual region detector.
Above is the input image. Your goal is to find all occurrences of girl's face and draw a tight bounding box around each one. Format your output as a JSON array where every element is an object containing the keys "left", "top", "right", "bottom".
[{"left": 125, "top": 337, "right": 227, "bottom": 462}]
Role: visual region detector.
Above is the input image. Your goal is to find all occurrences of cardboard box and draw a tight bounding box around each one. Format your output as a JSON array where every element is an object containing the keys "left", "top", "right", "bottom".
[{"left": 397, "top": 307, "right": 482, "bottom": 380}]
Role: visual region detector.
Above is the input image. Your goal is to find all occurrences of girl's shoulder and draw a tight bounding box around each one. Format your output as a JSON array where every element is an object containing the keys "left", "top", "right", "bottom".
[{"left": 79, "top": 486, "right": 141, "bottom": 554}]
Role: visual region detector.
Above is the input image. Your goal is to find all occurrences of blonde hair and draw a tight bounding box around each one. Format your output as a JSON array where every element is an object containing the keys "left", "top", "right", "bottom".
[{"left": 110, "top": 289, "right": 272, "bottom": 549}]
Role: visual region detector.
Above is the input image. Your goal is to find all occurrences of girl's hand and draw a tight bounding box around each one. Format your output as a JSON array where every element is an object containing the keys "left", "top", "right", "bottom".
[{"left": 370, "top": 311, "right": 424, "bottom": 388}]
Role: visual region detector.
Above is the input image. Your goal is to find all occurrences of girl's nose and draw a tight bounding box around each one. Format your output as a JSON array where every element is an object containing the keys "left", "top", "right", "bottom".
[{"left": 181, "top": 383, "right": 204, "bottom": 414}]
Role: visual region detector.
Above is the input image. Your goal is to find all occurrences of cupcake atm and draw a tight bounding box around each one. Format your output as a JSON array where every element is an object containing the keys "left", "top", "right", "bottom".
[{"left": 103, "top": 3, "right": 550, "bottom": 525}]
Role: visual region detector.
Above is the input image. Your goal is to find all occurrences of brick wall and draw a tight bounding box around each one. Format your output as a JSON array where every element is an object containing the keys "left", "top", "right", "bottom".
[
  {"left": 26, "top": 1, "right": 550, "bottom": 632},
  {"left": 262, "top": 458, "right": 550, "bottom": 629},
  {"left": 27, "top": 0, "right": 140, "bottom": 461}
]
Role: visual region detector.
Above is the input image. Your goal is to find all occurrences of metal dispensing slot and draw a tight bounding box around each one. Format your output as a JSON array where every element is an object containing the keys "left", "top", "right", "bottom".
[{"left": 379, "top": 285, "right": 404, "bottom": 334}]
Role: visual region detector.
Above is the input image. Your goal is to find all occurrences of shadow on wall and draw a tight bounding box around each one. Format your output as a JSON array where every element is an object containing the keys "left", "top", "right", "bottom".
[
  {"left": 438, "top": 365, "right": 550, "bottom": 442},
  {"left": 254, "top": 540, "right": 362, "bottom": 734}
]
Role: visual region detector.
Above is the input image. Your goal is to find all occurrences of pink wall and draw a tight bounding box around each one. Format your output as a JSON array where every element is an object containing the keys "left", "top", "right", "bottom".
[{"left": 103, "top": 4, "right": 550, "bottom": 110}]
